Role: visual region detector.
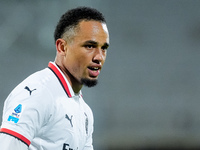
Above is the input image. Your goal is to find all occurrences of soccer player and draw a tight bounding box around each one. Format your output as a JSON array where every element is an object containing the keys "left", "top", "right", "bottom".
[{"left": 0, "top": 6, "right": 109, "bottom": 150}]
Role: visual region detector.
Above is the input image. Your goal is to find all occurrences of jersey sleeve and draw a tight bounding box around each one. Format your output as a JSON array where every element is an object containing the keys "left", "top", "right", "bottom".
[
  {"left": 0, "top": 133, "right": 28, "bottom": 150},
  {"left": 0, "top": 82, "right": 53, "bottom": 146}
]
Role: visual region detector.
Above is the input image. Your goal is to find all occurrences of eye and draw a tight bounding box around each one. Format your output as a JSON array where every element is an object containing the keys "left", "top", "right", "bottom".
[
  {"left": 101, "top": 43, "right": 109, "bottom": 51},
  {"left": 85, "top": 45, "right": 95, "bottom": 50},
  {"left": 101, "top": 45, "right": 108, "bottom": 51}
]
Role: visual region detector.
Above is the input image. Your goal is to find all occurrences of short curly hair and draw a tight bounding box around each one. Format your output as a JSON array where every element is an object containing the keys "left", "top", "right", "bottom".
[{"left": 54, "top": 6, "right": 106, "bottom": 43}]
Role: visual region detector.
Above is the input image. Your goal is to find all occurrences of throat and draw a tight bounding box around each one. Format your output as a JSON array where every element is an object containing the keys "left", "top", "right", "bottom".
[{"left": 72, "top": 83, "right": 83, "bottom": 94}]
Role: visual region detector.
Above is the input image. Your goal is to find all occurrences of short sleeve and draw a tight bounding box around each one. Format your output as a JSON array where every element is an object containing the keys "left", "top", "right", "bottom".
[
  {"left": 0, "top": 83, "right": 53, "bottom": 146},
  {"left": 0, "top": 133, "right": 28, "bottom": 150}
]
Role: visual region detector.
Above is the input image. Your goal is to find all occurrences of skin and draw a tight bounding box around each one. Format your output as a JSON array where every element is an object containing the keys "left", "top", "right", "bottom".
[{"left": 55, "top": 20, "right": 109, "bottom": 93}]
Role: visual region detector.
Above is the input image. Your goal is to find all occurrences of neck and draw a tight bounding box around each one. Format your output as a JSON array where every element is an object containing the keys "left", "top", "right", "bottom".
[{"left": 55, "top": 61, "right": 82, "bottom": 94}]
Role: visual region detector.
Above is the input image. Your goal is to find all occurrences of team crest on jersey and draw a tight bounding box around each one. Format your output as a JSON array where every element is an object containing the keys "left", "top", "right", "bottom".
[{"left": 7, "top": 104, "right": 23, "bottom": 123}]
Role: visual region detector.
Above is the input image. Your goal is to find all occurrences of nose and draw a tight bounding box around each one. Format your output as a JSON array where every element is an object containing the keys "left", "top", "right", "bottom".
[{"left": 93, "top": 48, "right": 105, "bottom": 64}]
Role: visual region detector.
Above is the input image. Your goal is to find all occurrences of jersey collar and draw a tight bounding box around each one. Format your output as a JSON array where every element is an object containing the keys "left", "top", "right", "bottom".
[{"left": 48, "top": 62, "right": 81, "bottom": 98}]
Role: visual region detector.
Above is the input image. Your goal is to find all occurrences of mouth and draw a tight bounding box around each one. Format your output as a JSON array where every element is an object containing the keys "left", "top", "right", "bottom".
[
  {"left": 88, "top": 66, "right": 100, "bottom": 71},
  {"left": 88, "top": 66, "right": 101, "bottom": 77}
]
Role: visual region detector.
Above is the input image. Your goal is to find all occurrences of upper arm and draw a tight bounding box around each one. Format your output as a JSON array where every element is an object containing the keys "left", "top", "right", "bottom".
[{"left": 0, "top": 133, "right": 28, "bottom": 150}]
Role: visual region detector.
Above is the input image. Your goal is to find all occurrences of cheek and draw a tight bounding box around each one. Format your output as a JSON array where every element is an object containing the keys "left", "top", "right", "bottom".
[
  {"left": 67, "top": 47, "right": 93, "bottom": 71},
  {"left": 72, "top": 56, "right": 88, "bottom": 73},
  {"left": 102, "top": 53, "right": 107, "bottom": 64}
]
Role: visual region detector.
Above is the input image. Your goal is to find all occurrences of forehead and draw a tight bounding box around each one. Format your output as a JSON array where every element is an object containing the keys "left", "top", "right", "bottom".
[{"left": 75, "top": 20, "right": 109, "bottom": 43}]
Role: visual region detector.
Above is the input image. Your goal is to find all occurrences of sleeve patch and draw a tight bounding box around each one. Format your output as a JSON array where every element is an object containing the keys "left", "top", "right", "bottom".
[{"left": 7, "top": 104, "right": 23, "bottom": 123}]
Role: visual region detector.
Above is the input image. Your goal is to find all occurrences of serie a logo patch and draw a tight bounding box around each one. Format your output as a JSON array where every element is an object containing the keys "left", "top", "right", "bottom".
[{"left": 7, "top": 104, "right": 23, "bottom": 123}]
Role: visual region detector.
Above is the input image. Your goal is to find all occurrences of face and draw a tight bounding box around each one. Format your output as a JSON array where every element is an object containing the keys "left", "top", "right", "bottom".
[{"left": 62, "top": 20, "right": 109, "bottom": 87}]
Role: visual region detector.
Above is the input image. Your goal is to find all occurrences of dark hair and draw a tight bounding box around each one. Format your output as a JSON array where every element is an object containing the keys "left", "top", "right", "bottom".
[{"left": 54, "top": 6, "right": 106, "bottom": 43}]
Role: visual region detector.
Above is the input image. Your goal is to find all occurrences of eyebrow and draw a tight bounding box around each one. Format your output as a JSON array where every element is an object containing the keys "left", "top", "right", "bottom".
[{"left": 84, "top": 40, "right": 109, "bottom": 48}]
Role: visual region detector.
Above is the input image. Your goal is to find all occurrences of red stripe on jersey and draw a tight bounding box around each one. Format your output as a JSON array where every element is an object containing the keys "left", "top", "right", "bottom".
[
  {"left": 0, "top": 128, "right": 31, "bottom": 146},
  {"left": 48, "top": 62, "right": 72, "bottom": 98}
]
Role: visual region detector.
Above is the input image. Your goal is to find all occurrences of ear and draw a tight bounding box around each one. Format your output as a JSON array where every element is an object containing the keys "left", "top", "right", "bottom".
[{"left": 56, "top": 39, "right": 67, "bottom": 55}]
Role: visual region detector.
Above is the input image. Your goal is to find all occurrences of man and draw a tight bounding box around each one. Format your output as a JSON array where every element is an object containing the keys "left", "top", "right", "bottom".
[{"left": 0, "top": 6, "right": 109, "bottom": 150}]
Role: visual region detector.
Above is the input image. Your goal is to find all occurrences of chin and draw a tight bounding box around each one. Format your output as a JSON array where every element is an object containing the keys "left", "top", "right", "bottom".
[{"left": 81, "top": 78, "right": 98, "bottom": 87}]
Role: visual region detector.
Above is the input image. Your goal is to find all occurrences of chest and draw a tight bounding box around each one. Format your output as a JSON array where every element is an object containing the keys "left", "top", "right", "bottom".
[{"left": 40, "top": 97, "right": 89, "bottom": 149}]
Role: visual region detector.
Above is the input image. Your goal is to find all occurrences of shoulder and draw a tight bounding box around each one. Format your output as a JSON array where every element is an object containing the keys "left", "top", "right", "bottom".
[
  {"left": 2, "top": 69, "right": 57, "bottom": 133},
  {"left": 10, "top": 68, "right": 57, "bottom": 97},
  {"left": 4, "top": 68, "right": 57, "bottom": 112}
]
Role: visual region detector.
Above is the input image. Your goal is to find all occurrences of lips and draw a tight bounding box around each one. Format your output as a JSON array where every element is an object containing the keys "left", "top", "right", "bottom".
[{"left": 88, "top": 65, "right": 101, "bottom": 77}]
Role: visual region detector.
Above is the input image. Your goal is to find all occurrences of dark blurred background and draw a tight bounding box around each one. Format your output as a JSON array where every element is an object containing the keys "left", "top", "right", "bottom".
[{"left": 1, "top": 0, "right": 200, "bottom": 150}]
